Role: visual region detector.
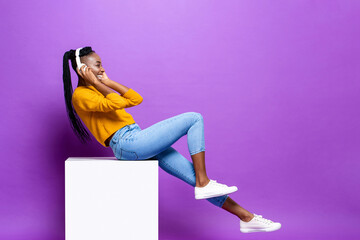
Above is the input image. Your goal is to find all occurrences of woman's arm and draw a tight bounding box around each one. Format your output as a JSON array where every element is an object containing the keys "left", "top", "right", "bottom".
[
  {"left": 74, "top": 66, "right": 142, "bottom": 111},
  {"left": 99, "top": 72, "right": 130, "bottom": 95},
  {"left": 105, "top": 80, "right": 130, "bottom": 95},
  {"left": 92, "top": 81, "right": 116, "bottom": 97},
  {"left": 95, "top": 72, "right": 142, "bottom": 106}
]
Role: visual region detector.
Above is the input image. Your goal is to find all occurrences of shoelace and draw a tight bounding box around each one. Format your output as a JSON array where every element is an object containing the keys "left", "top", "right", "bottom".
[
  {"left": 253, "top": 214, "right": 274, "bottom": 224},
  {"left": 212, "top": 180, "right": 229, "bottom": 188}
]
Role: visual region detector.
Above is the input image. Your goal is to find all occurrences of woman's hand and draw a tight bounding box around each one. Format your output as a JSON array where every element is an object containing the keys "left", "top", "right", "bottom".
[
  {"left": 98, "top": 71, "right": 112, "bottom": 86},
  {"left": 76, "top": 65, "right": 100, "bottom": 86}
]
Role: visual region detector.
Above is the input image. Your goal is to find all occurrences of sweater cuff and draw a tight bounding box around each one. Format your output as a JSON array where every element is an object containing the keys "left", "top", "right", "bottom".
[{"left": 122, "top": 88, "right": 135, "bottom": 98}]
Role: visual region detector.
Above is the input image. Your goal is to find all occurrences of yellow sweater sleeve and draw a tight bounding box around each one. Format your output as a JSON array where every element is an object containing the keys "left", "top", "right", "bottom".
[{"left": 73, "top": 88, "right": 143, "bottom": 112}]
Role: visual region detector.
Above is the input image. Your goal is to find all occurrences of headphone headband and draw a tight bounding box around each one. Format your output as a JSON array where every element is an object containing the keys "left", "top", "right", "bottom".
[{"left": 75, "top": 47, "right": 87, "bottom": 72}]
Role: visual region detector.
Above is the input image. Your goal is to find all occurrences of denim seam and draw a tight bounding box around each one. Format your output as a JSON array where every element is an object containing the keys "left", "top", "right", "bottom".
[
  {"left": 132, "top": 114, "right": 188, "bottom": 140},
  {"left": 189, "top": 148, "right": 206, "bottom": 156},
  {"left": 130, "top": 112, "right": 198, "bottom": 143},
  {"left": 190, "top": 113, "right": 205, "bottom": 156},
  {"left": 119, "top": 148, "right": 139, "bottom": 160}
]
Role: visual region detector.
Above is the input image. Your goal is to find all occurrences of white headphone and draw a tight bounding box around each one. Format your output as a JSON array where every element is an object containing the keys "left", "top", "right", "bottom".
[
  {"left": 75, "top": 47, "right": 87, "bottom": 72},
  {"left": 75, "top": 47, "right": 103, "bottom": 80}
]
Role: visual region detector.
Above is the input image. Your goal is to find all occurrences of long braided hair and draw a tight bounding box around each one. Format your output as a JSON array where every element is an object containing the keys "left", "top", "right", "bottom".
[{"left": 62, "top": 46, "right": 94, "bottom": 144}]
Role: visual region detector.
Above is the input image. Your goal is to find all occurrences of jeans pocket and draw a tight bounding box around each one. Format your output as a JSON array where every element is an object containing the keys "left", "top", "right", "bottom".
[{"left": 120, "top": 148, "right": 139, "bottom": 160}]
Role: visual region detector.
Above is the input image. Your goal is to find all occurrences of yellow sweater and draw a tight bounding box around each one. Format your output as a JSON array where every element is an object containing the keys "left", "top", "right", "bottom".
[{"left": 72, "top": 85, "right": 143, "bottom": 147}]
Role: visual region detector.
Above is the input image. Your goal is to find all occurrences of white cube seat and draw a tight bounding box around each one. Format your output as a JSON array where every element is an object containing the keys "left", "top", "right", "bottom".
[{"left": 65, "top": 157, "right": 158, "bottom": 240}]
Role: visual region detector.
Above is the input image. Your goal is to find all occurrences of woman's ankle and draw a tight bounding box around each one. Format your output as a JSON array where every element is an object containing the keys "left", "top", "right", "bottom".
[
  {"left": 196, "top": 178, "right": 210, "bottom": 187},
  {"left": 240, "top": 213, "right": 254, "bottom": 222}
]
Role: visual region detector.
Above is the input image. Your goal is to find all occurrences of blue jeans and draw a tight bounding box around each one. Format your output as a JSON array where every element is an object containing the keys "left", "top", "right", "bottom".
[{"left": 109, "top": 112, "right": 229, "bottom": 208}]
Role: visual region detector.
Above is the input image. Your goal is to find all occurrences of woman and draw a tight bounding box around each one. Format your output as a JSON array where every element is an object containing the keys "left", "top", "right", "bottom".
[{"left": 62, "top": 46, "right": 281, "bottom": 233}]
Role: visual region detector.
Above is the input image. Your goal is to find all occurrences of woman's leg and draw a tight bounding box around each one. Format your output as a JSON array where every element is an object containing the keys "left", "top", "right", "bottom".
[
  {"left": 221, "top": 197, "right": 254, "bottom": 221},
  {"left": 191, "top": 151, "right": 210, "bottom": 187},
  {"left": 111, "top": 112, "right": 255, "bottom": 219},
  {"left": 155, "top": 146, "right": 228, "bottom": 208},
  {"left": 156, "top": 146, "right": 254, "bottom": 221},
  {"left": 118, "top": 112, "right": 210, "bottom": 187}
]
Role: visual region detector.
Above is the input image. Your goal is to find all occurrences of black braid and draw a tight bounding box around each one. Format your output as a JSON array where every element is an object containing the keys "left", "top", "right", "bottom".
[{"left": 62, "top": 46, "right": 95, "bottom": 144}]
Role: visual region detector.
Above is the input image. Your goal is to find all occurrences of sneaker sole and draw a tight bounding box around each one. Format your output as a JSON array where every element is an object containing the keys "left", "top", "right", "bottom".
[
  {"left": 195, "top": 187, "right": 238, "bottom": 199},
  {"left": 240, "top": 224, "right": 281, "bottom": 233}
]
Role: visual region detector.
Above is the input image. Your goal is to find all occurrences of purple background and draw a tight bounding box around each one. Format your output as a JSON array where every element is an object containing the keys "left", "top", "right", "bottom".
[{"left": 1, "top": 0, "right": 359, "bottom": 239}]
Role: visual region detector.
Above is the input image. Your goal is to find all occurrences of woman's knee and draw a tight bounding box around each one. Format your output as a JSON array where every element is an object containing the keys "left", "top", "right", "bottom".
[{"left": 185, "top": 111, "right": 203, "bottom": 121}]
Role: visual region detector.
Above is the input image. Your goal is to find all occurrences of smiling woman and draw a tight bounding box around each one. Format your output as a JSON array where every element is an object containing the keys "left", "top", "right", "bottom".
[
  {"left": 62, "top": 46, "right": 142, "bottom": 147},
  {"left": 61, "top": 46, "right": 281, "bottom": 235}
]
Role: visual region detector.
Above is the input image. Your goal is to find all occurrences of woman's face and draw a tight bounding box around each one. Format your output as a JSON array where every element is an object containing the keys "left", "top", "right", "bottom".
[{"left": 81, "top": 52, "right": 105, "bottom": 78}]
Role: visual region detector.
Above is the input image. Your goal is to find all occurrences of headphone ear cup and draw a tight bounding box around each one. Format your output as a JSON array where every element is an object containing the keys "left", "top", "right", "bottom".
[{"left": 78, "top": 63, "right": 87, "bottom": 72}]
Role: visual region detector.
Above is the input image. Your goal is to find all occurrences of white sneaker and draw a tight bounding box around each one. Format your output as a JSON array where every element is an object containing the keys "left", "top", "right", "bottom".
[
  {"left": 240, "top": 213, "right": 282, "bottom": 233},
  {"left": 195, "top": 179, "right": 238, "bottom": 200}
]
